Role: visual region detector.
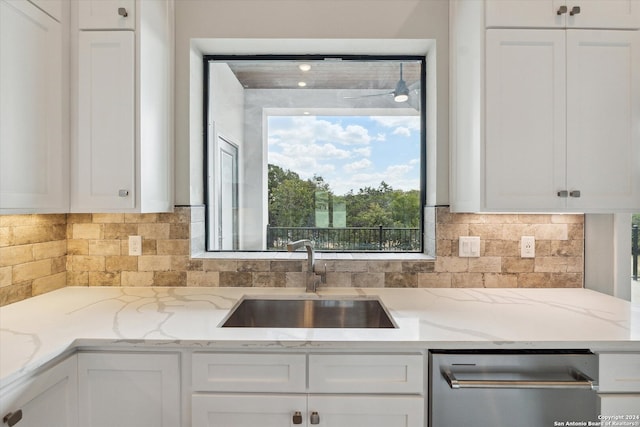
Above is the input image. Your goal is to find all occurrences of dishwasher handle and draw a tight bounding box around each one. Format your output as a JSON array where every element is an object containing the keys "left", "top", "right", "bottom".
[{"left": 443, "top": 369, "right": 598, "bottom": 390}]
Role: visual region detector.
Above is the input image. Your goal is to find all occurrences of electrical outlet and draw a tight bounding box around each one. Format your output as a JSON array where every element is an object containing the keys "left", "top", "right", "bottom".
[
  {"left": 129, "top": 235, "right": 142, "bottom": 256},
  {"left": 521, "top": 236, "right": 535, "bottom": 258},
  {"left": 459, "top": 236, "right": 480, "bottom": 257}
]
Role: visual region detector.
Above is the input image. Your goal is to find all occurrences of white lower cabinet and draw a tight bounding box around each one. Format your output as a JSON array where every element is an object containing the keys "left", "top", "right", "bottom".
[
  {"left": 77, "top": 352, "right": 180, "bottom": 427},
  {"left": 597, "top": 352, "right": 640, "bottom": 415},
  {"left": 0, "top": 355, "right": 78, "bottom": 427},
  {"left": 191, "top": 352, "right": 425, "bottom": 427}
]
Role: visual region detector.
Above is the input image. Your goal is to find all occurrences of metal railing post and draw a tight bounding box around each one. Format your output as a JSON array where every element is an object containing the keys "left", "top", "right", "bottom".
[{"left": 633, "top": 224, "right": 638, "bottom": 281}]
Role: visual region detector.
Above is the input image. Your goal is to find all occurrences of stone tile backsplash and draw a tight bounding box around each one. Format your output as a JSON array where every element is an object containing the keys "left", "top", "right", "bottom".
[{"left": 0, "top": 207, "right": 584, "bottom": 306}]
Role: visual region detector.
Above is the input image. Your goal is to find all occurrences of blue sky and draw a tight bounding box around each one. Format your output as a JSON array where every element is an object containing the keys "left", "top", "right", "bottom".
[{"left": 267, "top": 115, "right": 420, "bottom": 196}]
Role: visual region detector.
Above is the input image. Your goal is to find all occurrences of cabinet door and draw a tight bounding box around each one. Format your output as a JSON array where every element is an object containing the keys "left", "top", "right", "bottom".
[
  {"left": 0, "top": 0, "right": 67, "bottom": 213},
  {"left": 78, "top": 352, "right": 180, "bottom": 427},
  {"left": 566, "top": 30, "right": 640, "bottom": 211},
  {"left": 485, "top": 29, "right": 567, "bottom": 211},
  {"left": 78, "top": 0, "right": 134, "bottom": 30},
  {"left": 308, "top": 395, "right": 424, "bottom": 427},
  {"left": 0, "top": 356, "right": 77, "bottom": 427},
  {"left": 74, "top": 30, "right": 135, "bottom": 211},
  {"left": 192, "top": 394, "right": 307, "bottom": 427}
]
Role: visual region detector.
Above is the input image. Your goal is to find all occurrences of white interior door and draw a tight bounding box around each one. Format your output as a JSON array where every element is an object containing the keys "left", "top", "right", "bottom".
[{"left": 208, "top": 134, "right": 239, "bottom": 250}]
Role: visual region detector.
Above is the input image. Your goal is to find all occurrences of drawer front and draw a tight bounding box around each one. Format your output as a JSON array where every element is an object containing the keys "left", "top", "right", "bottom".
[
  {"left": 598, "top": 394, "right": 640, "bottom": 416},
  {"left": 308, "top": 354, "right": 424, "bottom": 394},
  {"left": 192, "top": 353, "right": 306, "bottom": 392},
  {"left": 599, "top": 353, "right": 640, "bottom": 392}
]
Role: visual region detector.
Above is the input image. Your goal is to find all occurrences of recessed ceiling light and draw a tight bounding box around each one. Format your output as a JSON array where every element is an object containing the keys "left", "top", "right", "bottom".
[
  {"left": 303, "top": 111, "right": 310, "bottom": 115},
  {"left": 298, "top": 81, "right": 307, "bottom": 87},
  {"left": 298, "top": 64, "right": 311, "bottom": 72}
]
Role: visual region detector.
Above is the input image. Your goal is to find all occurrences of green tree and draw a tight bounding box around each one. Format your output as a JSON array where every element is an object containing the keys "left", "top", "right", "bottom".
[{"left": 633, "top": 213, "right": 640, "bottom": 227}]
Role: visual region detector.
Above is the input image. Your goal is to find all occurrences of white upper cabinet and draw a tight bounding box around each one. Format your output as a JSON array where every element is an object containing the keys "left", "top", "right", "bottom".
[
  {"left": 28, "top": 0, "right": 62, "bottom": 21},
  {"left": 72, "top": 0, "right": 174, "bottom": 213},
  {"left": 450, "top": 0, "right": 640, "bottom": 213},
  {"left": 486, "top": 0, "right": 640, "bottom": 29},
  {"left": 74, "top": 31, "right": 135, "bottom": 211},
  {"left": 0, "top": 0, "right": 68, "bottom": 214},
  {"left": 78, "top": 0, "right": 135, "bottom": 30}
]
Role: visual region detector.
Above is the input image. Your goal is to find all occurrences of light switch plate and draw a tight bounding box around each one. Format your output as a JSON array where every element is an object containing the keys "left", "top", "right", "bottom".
[
  {"left": 521, "top": 236, "right": 535, "bottom": 258},
  {"left": 459, "top": 236, "right": 480, "bottom": 257}
]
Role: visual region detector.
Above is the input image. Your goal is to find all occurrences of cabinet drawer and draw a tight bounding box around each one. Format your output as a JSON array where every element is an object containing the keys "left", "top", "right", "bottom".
[
  {"left": 308, "top": 354, "right": 423, "bottom": 394},
  {"left": 598, "top": 394, "right": 640, "bottom": 416},
  {"left": 599, "top": 353, "right": 640, "bottom": 392},
  {"left": 192, "top": 353, "right": 306, "bottom": 392}
]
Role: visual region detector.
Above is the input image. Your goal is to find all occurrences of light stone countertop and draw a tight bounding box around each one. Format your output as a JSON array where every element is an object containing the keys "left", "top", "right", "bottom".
[{"left": 1, "top": 286, "right": 639, "bottom": 387}]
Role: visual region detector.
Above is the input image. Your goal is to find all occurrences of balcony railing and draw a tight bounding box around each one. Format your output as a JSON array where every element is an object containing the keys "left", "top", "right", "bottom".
[{"left": 266, "top": 226, "right": 421, "bottom": 252}]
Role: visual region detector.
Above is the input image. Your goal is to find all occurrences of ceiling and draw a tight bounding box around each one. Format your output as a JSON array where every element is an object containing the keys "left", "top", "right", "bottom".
[{"left": 224, "top": 60, "right": 422, "bottom": 90}]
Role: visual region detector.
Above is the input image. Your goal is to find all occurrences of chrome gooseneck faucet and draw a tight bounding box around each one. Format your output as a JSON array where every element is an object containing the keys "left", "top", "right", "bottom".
[{"left": 287, "top": 239, "right": 324, "bottom": 292}]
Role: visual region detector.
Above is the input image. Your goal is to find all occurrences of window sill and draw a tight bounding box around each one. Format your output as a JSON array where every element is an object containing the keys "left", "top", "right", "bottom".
[{"left": 192, "top": 251, "right": 435, "bottom": 262}]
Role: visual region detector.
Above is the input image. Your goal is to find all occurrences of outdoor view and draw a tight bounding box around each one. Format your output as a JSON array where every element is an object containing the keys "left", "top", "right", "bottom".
[
  {"left": 267, "top": 115, "right": 421, "bottom": 252},
  {"left": 633, "top": 213, "right": 639, "bottom": 301}
]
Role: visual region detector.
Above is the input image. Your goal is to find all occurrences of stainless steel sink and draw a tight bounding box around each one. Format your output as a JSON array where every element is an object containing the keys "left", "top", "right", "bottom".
[{"left": 221, "top": 297, "right": 396, "bottom": 328}]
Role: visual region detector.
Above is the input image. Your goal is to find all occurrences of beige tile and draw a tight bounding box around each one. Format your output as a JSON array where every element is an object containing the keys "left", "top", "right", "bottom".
[
  {"left": 67, "top": 271, "right": 88, "bottom": 286},
  {"left": 92, "top": 213, "right": 125, "bottom": 224},
  {"left": 124, "top": 213, "right": 158, "bottom": 223},
  {"left": 333, "top": 261, "right": 368, "bottom": 272},
  {"left": 104, "top": 223, "right": 138, "bottom": 239},
  {"left": 285, "top": 272, "right": 306, "bottom": 288},
  {"left": 502, "top": 257, "right": 535, "bottom": 273},
  {"left": 437, "top": 223, "right": 470, "bottom": 240},
  {"left": 159, "top": 209, "right": 190, "bottom": 224},
  {"left": 106, "top": 256, "right": 138, "bottom": 272},
  {"left": 252, "top": 272, "right": 286, "bottom": 287},
  {"left": 484, "top": 273, "right": 517, "bottom": 288},
  {"left": 32, "top": 272, "right": 66, "bottom": 295},
  {"left": 153, "top": 271, "right": 187, "bottom": 286},
  {"left": 501, "top": 224, "right": 534, "bottom": 241},
  {"left": 436, "top": 239, "right": 452, "bottom": 257},
  {"left": 121, "top": 271, "right": 154, "bottom": 286},
  {"left": 0, "top": 245, "right": 33, "bottom": 267},
  {"left": 157, "top": 239, "right": 190, "bottom": 255},
  {"left": 352, "top": 272, "right": 384, "bottom": 288},
  {"left": 548, "top": 272, "right": 583, "bottom": 288},
  {"left": 186, "top": 271, "right": 219, "bottom": 287},
  {"left": 138, "top": 255, "right": 172, "bottom": 272},
  {"left": 88, "top": 271, "right": 120, "bottom": 286},
  {"left": 67, "top": 239, "right": 89, "bottom": 255},
  {"left": 0, "top": 215, "right": 36, "bottom": 227},
  {"left": 33, "top": 240, "right": 66, "bottom": 260},
  {"left": 13, "top": 225, "right": 65, "bottom": 245},
  {"left": 401, "top": 261, "right": 435, "bottom": 273},
  {"left": 451, "top": 272, "right": 484, "bottom": 288},
  {"left": 551, "top": 240, "right": 583, "bottom": 257},
  {"left": 517, "top": 214, "right": 551, "bottom": 224},
  {"left": 141, "top": 239, "right": 157, "bottom": 255},
  {"left": 0, "top": 266, "right": 12, "bottom": 288},
  {"left": 270, "top": 260, "right": 303, "bottom": 272},
  {"left": 532, "top": 224, "right": 568, "bottom": 240},
  {"left": 237, "top": 260, "right": 270, "bottom": 272},
  {"left": 13, "top": 259, "right": 52, "bottom": 282},
  {"left": 325, "top": 272, "right": 351, "bottom": 287},
  {"left": 67, "top": 213, "right": 92, "bottom": 224},
  {"left": 469, "top": 257, "right": 501, "bottom": 273},
  {"left": 0, "top": 227, "right": 13, "bottom": 247},
  {"left": 0, "top": 283, "right": 32, "bottom": 307},
  {"left": 219, "top": 271, "right": 253, "bottom": 287},
  {"left": 518, "top": 273, "right": 552, "bottom": 288},
  {"left": 483, "top": 240, "right": 518, "bottom": 257},
  {"left": 67, "top": 255, "right": 105, "bottom": 272},
  {"left": 385, "top": 272, "right": 417, "bottom": 288},
  {"left": 203, "top": 259, "right": 238, "bottom": 272},
  {"left": 434, "top": 256, "right": 468, "bottom": 273},
  {"left": 52, "top": 256, "right": 66, "bottom": 274},
  {"left": 72, "top": 223, "right": 103, "bottom": 240},
  {"left": 367, "top": 261, "right": 403, "bottom": 273},
  {"left": 89, "top": 240, "right": 122, "bottom": 256},
  {"left": 418, "top": 272, "right": 452, "bottom": 288},
  {"left": 169, "top": 224, "right": 190, "bottom": 239},
  {"left": 551, "top": 214, "right": 584, "bottom": 224},
  {"left": 139, "top": 223, "right": 170, "bottom": 240},
  {"left": 171, "top": 256, "right": 203, "bottom": 271},
  {"left": 468, "top": 224, "right": 504, "bottom": 240}
]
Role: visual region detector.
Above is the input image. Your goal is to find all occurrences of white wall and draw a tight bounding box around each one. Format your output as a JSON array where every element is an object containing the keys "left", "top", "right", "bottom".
[{"left": 174, "top": 0, "right": 450, "bottom": 207}]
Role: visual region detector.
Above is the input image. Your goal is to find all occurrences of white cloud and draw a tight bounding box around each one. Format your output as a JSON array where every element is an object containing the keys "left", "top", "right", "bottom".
[
  {"left": 353, "top": 147, "right": 371, "bottom": 157},
  {"left": 344, "top": 158, "right": 372, "bottom": 173},
  {"left": 392, "top": 127, "right": 411, "bottom": 137},
  {"left": 370, "top": 116, "right": 420, "bottom": 131},
  {"left": 269, "top": 116, "right": 372, "bottom": 146}
]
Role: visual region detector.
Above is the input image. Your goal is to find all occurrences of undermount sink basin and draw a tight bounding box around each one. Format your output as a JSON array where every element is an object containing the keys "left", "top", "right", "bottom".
[{"left": 221, "top": 297, "right": 396, "bottom": 328}]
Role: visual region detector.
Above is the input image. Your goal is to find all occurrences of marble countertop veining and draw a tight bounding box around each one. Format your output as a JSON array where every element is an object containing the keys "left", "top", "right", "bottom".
[{"left": 1, "top": 286, "right": 639, "bottom": 387}]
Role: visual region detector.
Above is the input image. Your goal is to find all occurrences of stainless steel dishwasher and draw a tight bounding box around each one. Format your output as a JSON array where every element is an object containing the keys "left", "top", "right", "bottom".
[{"left": 429, "top": 350, "right": 599, "bottom": 427}]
